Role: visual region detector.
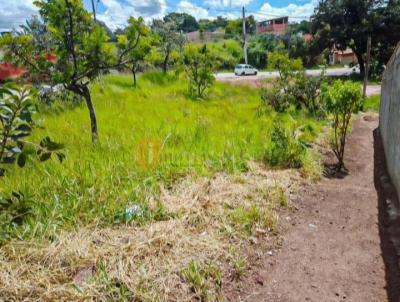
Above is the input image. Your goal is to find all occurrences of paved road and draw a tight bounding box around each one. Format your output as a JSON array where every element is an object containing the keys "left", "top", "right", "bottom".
[{"left": 215, "top": 67, "right": 358, "bottom": 80}]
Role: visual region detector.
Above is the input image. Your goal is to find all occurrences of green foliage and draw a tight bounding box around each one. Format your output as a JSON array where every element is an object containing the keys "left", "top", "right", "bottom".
[
  {"left": 207, "top": 40, "right": 243, "bottom": 69},
  {"left": 183, "top": 44, "right": 217, "bottom": 98},
  {"left": 181, "top": 260, "right": 222, "bottom": 301},
  {"left": 321, "top": 80, "right": 363, "bottom": 170},
  {"left": 117, "top": 17, "right": 154, "bottom": 86},
  {"left": 0, "top": 0, "right": 115, "bottom": 143},
  {"left": 248, "top": 34, "right": 284, "bottom": 68},
  {"left": 0, "top": 86, "right": 64, "bottom": 173},
  {"left": 260, "top": 86, "right": 293, "bottom": 113},
  {"left": 152, "top": 20, "right": 184, "bottom": 73},
  {"left": 311, "top": 0, "right": 400, "bottom": 77},
  {"left": 289, "top": 71, "right": 326, "bottom": 114},
  {"left": 268, "top": 52, "right": 303, "bottom": 85},
  {"left": 224, "top": 16, "right": 256, "bottom": 39},
  {"left": 262, "top": 52, "right": 326, "bottom": 114},
  {"left": 199, "top": 17, "right": 228, "bottom": 32},
  {"left": 164, "top": 12, "right": 199, "bottom": 33},
  {"left": 263, "top": 122, "right": 305, "bottom": 169}
]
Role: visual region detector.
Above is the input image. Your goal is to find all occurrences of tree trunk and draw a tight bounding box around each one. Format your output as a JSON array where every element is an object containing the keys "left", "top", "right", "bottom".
[
  {"left": 354, "top": 51, "right": 365, "bottom": 78},
  {"left": 81, "top": 85, "right": 99, "bottom": 143},
  {"left": 163, "top": 52, "right": 169, "bottom": 73},
  {"left": 132, "top": 64, "right": 137, "bottom": 87}
]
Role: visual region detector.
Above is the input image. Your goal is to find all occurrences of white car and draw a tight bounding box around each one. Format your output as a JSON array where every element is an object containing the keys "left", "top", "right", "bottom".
[{"left": 234, "top": 64, "right": 258, "bottom": 76}]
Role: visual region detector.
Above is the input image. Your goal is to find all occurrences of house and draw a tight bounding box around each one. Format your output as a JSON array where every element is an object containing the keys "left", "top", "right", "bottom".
[
  {"left": 256, "top": 17, "right": 289, "bottom": 35},
  {"left": 185, "top": 30, "right": 225, "bottom": 43},
  {"left": 303, "top": 34, "right": 313, "bottom": 42},
  {"left": 329, "top": 47, "right": 358, "bottom": 66}
]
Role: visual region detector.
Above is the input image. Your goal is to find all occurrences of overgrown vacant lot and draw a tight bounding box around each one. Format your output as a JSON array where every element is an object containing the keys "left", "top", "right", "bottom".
[{"left": 0, "top": 73, "right": 323, "bottom": 301}]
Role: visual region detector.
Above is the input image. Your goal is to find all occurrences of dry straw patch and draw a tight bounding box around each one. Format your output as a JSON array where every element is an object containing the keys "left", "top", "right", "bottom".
[{"left": 0, "top": 163, "right": 302, "bottom": 301}]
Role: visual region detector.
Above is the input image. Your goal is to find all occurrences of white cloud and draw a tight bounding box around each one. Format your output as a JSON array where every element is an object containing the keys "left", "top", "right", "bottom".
[
  {"left": 204, "top": 0, "right": 253, "bottom": 8},
  {"left": 255, "top": 1, "right": 317, "bottom": 21},
  {"left": 97, "top": 0, "right": 167, "bottom": 30},
  {"left": 177, "top": 1, "right": 210, "bottom": 19},
  {"left": 0, "top": 0, "right": 38, "bottom": 32}
]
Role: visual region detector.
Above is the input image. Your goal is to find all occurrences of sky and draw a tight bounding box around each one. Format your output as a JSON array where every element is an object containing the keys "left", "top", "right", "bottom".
[{"left": 0, "top": 0, "right": 319, "bottom": 32}]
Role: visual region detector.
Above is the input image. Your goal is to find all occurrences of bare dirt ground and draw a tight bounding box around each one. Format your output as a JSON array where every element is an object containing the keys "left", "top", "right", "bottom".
[{"left": 226, "top": 114, "right": 400, "bottom": 302}]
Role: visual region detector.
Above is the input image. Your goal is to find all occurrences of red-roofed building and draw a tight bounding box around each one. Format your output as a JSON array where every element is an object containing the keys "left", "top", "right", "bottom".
[
  {"left": 256, "top": 17, "right": 289, "bottom": 35},
  {"left": 329, "top": 47, "right": 358, "bottom": 66},
  {"left": 303, "top": 34, "right": 313, "bottom": 42}
]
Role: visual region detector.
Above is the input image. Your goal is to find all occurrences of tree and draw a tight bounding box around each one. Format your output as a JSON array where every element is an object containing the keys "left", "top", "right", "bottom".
[
  {"left": 321, "top": 80, "right": 363, "bottom": 171},
  {"left": 183, "top": 44, "right": 217, "bottom": 98},
  {"left": 152, "top": 20, "right": 182, "bottom": 73},
  {"left": 268, "top": 52, "right": 303, "bottom": 93},
  {"left": 288, "top": 20, "right": 311, "bottom": 35},
  {"left": 117, "top": 17, "right": 153, "bottom": 87},
  {"left": 248, "top": 34, "right": 283, "bottom": 68},
  {"left": 224, "top": 16, "right": 256, "bottom": 39},
  {"left": 164, "top": 12, "right": 199, "bottom": 33},
  {"left": 1, "top": 0, "right": 114, "bottom": 143},
  {"left": 311, "top": 0, "right": 400, "bottom": 77},
  {"left": 19, "top": 16, "right": 53, "bottom": 53}
]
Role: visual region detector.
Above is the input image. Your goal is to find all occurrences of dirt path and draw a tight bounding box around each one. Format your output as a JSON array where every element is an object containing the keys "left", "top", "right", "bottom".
[{"left": 243, "top": 114, "right": 400, "bottom": 302}]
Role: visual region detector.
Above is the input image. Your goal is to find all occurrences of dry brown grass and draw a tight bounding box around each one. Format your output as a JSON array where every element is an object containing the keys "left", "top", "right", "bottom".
[{"left": 0, "top": 163, "right": 302, "bottom": 301}]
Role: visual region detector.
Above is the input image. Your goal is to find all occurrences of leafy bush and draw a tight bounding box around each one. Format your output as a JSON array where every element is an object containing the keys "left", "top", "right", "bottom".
[
  {"left": 0, "top": 85, "right": 64, "bottom": 174},
  {"left": 260, "top": 86, "right": 293, "bottom": 112},
  {"left": 261, "top": 52, "right": 326, "bottom": 114},
  {"left": 290, "top": 71, "right": 326, "bottom": 114},
  {"left": 183, "top": 44, "right": 217, "bottom": 98},
  {"left": 263, "top": 123, "right": 305, "bottom": 168},
  {"left": 321, "top": 80, "right": 363, "bottom": 170}
]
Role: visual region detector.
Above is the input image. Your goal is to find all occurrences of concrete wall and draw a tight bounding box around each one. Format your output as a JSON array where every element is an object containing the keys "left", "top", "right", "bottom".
[{"left": 380, "top": 43, "right": 400, "bottom": 197}]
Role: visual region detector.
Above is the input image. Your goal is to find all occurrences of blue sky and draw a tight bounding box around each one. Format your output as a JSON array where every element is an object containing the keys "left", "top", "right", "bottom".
[{"left": 0, "top": 0, "right": 318, "bottom": 31}]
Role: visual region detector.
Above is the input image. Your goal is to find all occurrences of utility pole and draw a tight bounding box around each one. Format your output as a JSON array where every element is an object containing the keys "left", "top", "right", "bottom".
[
  {"left": 242, "top": 6, "right": 248, "bottom": 64},
  {"left": 91, "top": 0, "right": 97, "bottom": 22},
  {"left": 363, "top": 36, "right": 371, "bottom": 98}
]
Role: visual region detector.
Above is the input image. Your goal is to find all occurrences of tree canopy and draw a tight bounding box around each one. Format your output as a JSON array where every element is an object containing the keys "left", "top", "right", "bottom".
[
  {"left": 311, "top": 0, "right": 400, "bottom": 76},
  {"left": 164, "top": 12, "right": 199, "bottom": 33}
]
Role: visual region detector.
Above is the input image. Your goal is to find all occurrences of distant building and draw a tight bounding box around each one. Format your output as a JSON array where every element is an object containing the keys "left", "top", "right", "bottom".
[
  {"left": 185, "top": 30, "right": 225, "bottom": 43},
  {"left": 303, "top": 34, "right": 313, "bottom": 42},
  {"left": 256, "top": 17, "right": 289, "bottom": 35},
  {"left": 329, "top": 47, "right": 358, "bottom": 66}
]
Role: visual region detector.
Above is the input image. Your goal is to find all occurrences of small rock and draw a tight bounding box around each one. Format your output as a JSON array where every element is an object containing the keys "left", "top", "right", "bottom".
[
  {"left": 73, "top": 264, "right": 96, "bottom": 286},
  {"left": 267, "top": 251, "right": 273, "bottom": 256},
  {"left": 309, "top": 223, "right": 317, "bottom": 228},
  {"left": 255, "top": 275, "right": 264, "bottom": 286},
  {"left": 250, "top": 236, "right": 258, "bottom": 244}
]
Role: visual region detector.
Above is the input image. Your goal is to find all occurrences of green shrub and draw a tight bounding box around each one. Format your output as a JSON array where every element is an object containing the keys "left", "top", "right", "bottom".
[
  {"left": 263, "top": 123, "right": 305, "bottom": 168},
  {"left": 321, "top": 80, "right": 363, "bottom": 171},
  {"left": 262, "top": 52, "right": 326, "bottom": 114},
  {"left": 260, "top": 86, "right": 293, "bottom": 112},
  {"left": 183, "top": 44, "right": 217, "bottom": 98}
]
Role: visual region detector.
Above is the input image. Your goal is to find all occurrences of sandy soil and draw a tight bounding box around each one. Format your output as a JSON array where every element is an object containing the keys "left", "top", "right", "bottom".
[{"left": 226, "top": 114, "right": 400, "bottom": 302}]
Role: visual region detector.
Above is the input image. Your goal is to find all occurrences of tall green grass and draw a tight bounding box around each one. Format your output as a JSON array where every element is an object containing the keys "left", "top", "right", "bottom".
[{"left": 0, "top": 72, "right": 323, "bottom": 241}]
